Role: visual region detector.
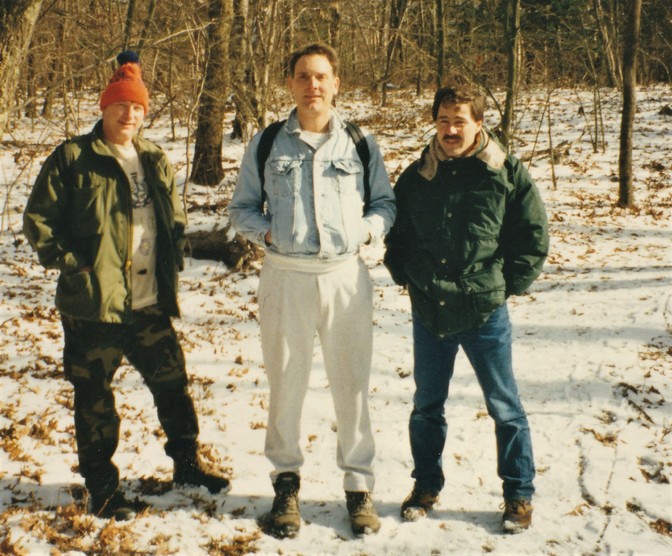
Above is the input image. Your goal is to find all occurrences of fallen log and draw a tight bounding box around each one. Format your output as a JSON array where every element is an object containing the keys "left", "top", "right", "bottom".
[{"left": 185, "top": 224, "right": 264, "bottom": 271}]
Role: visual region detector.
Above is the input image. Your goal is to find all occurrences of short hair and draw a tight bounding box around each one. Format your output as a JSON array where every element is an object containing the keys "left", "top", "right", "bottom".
[
  {"left": 287, "top": 43, "right": 340, "bottom": 77},
  {"left": 432, "top": 85, "right": 486, "bottom": 122}
]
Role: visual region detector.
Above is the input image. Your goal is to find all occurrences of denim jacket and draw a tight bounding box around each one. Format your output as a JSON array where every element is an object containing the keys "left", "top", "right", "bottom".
[{"left": 229, "top": 109, "right": 396, "bottom": 259}]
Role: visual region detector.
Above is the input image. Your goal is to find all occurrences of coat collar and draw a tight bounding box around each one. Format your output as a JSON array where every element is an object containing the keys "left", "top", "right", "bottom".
[
  {"left": 90, "top": 119, "right": 161, "bottom": 163},
  {"left": 418, "top": 129, "right": 506, "bottom": 181},
  {"left": 285, "top": 107, "right": 345, "bottom": 136}
]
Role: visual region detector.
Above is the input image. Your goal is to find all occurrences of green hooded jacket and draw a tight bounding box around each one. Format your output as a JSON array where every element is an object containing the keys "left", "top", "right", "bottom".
[
  {"left": 23, "top": 121, "right": 186, "bottom": 323},
  {"left": 384, "top": 134, "right": 549, "bottom": 337}
]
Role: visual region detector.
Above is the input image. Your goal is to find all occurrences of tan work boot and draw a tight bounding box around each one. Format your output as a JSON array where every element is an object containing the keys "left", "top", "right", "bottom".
[
  {"left": 345, "top": 491, "right": 380, "bottom": 536},
  {"left": 260, "top": 472, "right": 301, "bottom": 539},
  {"left": 501, "top": 499, "right": 533, "bottom": 533},
  {"left": 400, "top": 486, "right": 439, "bottom": 522}
]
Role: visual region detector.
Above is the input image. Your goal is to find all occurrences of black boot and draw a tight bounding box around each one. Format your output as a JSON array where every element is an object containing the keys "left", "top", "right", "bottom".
[
  {"left": 90, "top": 490, "right": 136, "bottom": 521},
  {"left": 173, "top": 455, "right": 231, "bottom": 494},
  {"left": 84, "top": 462, "right": 135, "bottom": 520}
]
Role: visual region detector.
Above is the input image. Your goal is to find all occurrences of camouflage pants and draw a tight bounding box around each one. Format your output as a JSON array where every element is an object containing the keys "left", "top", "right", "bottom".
[{"left": 61, "top": 306, "right": 199, "bottom": 497}]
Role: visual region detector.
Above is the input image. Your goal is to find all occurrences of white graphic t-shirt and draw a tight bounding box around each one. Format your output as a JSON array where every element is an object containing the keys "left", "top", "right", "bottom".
[{"left": 107, "top": 141, "right": 158, "bottom": 310}]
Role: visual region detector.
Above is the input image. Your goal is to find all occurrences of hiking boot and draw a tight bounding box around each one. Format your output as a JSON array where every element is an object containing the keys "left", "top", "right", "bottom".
[
  {"left": 90, "top": 490, "right": 136, "bottom": 521},
  {"left": 173, "top": 457, "right": 231, "bottom": 494},
  {"left": 345, "top": 491, "right": 380, "bottom": 536},
  {"left": 259, "top": 472, "right": 301, "bottom": 539},
  {"left": 502, "top": 499, "right": 533, "bottom": 533},
  {"left": 400, "top": 486, "right": 439, "bottom": 522}
]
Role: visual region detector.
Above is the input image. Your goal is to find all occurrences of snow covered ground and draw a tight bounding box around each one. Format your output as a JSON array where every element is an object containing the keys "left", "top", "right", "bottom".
[{"left": 1, "top": 85, "right": 670, "bottom": 555}]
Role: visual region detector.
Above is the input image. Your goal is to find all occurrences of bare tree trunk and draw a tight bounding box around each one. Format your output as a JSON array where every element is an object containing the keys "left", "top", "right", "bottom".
[
  {"left": 328, "top": 2, "right": 341, "bottom": 51},
  {"left": 230, "top": 0, "right": 257, "bottom": 141},
  {"left": 617, "top": 0, "right": 641, "bottom": 209},
  {"left": 435, "top": 0, "right": 445, "bottom": 88},
  {"left": 123, "top": 0, "right": 136, "bottom": 48},
  {"left": 137, "top": 0, "right": 158, "bottom": 52},
  {"left": 25, "top": 51, "right": 38, "bottom": 119},
  {"left": 167, "top": 40, "right": 177, "bottom": 142},
  {"left": 414, "top": 0, "right": 429, "bottom": 96},
  {"left": 252, "top": 0, "right": 282, "bottom": 129},
  {"left": 593, "top": 0, "right": 622, "bottom": 88},
  {"left": 0, "top": 0, "right": 44, "bottom": 135},
  {"left": 501, "top": 0, "right": 520, "bottom": 150},
  {"left": 382, "top": 0, "right": 407, "bottom": 106},
  {"left": 190, "top": 0, "right": 232, "bottom": 185},
  {"left": 59, "top": 0, "right": 74, "bottom": 137},
  {"left": 41, "top": 54, "right": 57, "bottom": 118},
  {"left": 230, "top": 0, "right": 283, "bottom": 135}
]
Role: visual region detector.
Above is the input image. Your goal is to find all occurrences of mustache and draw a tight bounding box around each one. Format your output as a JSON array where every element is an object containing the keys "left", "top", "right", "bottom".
[{"left": 442, "top": 134, "right": 461, "bottom": 141}]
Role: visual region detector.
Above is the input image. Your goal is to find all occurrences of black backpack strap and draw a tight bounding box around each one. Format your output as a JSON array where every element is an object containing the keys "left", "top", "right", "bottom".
[
  {"left": 256, "top": 120, "right": 286, "bottom": 210},
  {"left": 344, "top": 121, "right": 371, "bottom": 212}
]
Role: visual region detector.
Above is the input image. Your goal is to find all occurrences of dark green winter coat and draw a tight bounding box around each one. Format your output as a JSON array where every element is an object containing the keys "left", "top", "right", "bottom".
[
  {"left": 23, "top": 121, "right": 186, "bottom": 323},
  {"left": 384, "top": 135, "right": 549, "bottom": 336}
]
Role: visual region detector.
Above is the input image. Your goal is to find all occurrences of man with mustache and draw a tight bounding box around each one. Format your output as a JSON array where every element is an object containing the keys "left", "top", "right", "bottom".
[
  {"left": 384, "top": 85, "right": 548, "bottom": 533},
  {"left": 229, "top": 43, "right": 395, "bottom": 538}
]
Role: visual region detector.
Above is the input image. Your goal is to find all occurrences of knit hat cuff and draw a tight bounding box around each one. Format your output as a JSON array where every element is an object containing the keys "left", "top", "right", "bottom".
[{"left": 99, "top": 52, "right": 149, "bottom": 113}]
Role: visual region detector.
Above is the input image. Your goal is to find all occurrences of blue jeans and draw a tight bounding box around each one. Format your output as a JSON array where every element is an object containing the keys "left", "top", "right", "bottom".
[{"left": 409, "top": 304, "right": 535, "bottom": 501}]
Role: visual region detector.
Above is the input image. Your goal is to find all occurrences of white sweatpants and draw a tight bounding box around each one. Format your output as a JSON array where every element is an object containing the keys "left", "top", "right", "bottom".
[{"left": 257, "top": 252, "right": 375, "bottom": 492}]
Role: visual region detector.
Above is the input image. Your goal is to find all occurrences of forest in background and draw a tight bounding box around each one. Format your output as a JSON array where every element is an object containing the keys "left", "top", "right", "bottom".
[
  {"left": 4, "top": 1, "right": 671, "bottom": 130},
  {"left": 0, "top": 0, "right": 669, "bottom": 202}
]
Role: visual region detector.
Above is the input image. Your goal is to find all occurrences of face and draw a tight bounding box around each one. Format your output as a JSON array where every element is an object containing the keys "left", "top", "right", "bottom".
[
  {"left": 288, "top": 54, "right": 340, "bottom": 121},
  {"left": 435, "top": 102, "right": 483, "bottom": 158},
  {"left": 102, "top": 101, "right": 145, "bottom": 146}
]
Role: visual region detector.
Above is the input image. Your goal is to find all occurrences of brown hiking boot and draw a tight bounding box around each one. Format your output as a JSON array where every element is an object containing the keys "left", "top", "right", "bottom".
[
  {"left": 400, "top": 486, "right": 439, "bottom": 522},
  {"left": 90, "top": 490, "right": 136, "bottom": 521},
  {"left": 502, "top": 499, "right": 533, "bottom": 533},
  {"left": 259, "top": 472, "right": 301, "bottom": 539},
  {"left": 346, "top": 491, "right": 380, "bottom": 536}
]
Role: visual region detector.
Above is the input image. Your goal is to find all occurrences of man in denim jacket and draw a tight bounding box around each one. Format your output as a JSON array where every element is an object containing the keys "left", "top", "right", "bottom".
[{"left": 229, "top": 43, "right": 395, "bottom": 538}]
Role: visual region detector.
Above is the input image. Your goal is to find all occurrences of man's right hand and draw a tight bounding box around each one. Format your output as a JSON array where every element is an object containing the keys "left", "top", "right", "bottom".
[{"left": 264, "top": 231, "right": 272, "bottom": 246}]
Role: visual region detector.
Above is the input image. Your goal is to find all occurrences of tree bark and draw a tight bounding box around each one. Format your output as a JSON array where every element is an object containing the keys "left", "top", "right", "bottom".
[
  {"left": 0, "top": 0, "right": 44, "bottom": 135},
  {"left": 594, "top": 0, "right": 622, "bottom": 88},
  {"left": 617, "top": 0, "right": 641, "bottom": 209},
  {"left": 190, "top": 0, "right": 232, "bottom": 185},
  {"left": 123, "top": 0, "right": 136, "bottom": 48},
  {"left": 501, "top": 0, "right": 520, "bottom": 150},
  {"left": 137, "top": 0, "right": 158, "bottom": 52},
  {"left": 230, "top": 0, "right": 256, "bottom": 142},
  {"left": 435, "top": 0, "right": 445, "bottom": 88},
  {"left": 382, "top": 0, "right": 407, "bottom": 106}
]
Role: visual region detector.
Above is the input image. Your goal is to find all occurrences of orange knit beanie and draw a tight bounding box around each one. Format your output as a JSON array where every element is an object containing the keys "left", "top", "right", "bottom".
[{"left": 100, "top": 51, "right": 149, "bottom": 114}]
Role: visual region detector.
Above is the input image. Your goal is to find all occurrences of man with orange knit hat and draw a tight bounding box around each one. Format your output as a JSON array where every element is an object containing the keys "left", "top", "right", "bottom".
[{"left": 23, "top": 51, "right": 231, "bottom": 520}]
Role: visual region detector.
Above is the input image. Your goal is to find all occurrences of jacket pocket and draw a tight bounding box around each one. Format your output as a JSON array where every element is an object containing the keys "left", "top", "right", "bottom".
[
  {"left": 465, "top": 178, "right": 506, "bottom": 238},
  {"left": 267, "top": 158, "right": 301, "bottom": 252},
  {"left": 56, "top": 269, "right": 100, "bottom": 320},
  {"left": 325, "top": 158, "right": 364, "bottom": 250},
  {"left": 69, "top": 184, "right": 105, "bottom": 238},
  {"left": 459, "top": 266, "right": 506, "bottom": 314},
  {"left": 269, "top": 158, "right": 302, "bottom": 198},
  {"left": 329, "top": 158, "right": 362, "bottom": 196}
]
